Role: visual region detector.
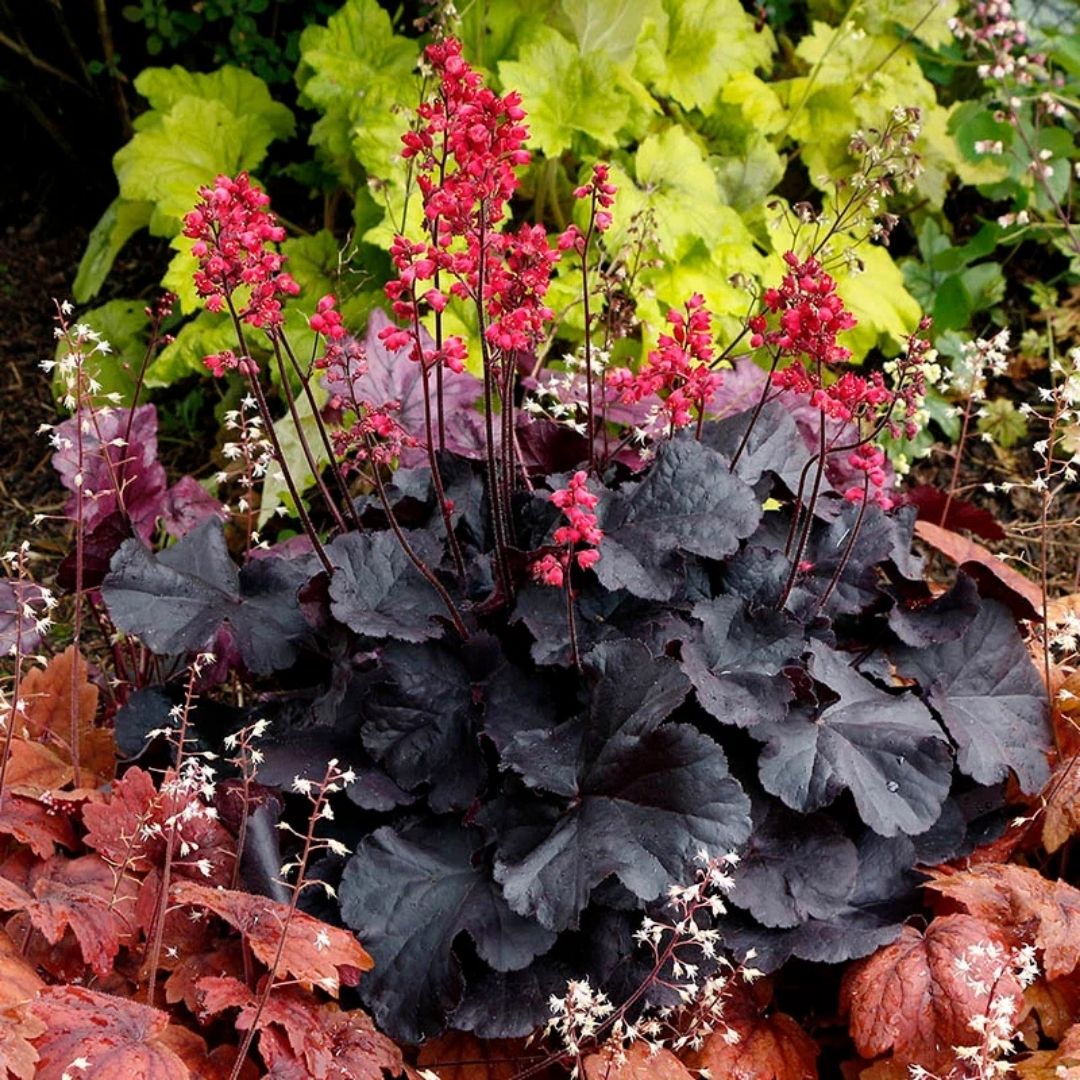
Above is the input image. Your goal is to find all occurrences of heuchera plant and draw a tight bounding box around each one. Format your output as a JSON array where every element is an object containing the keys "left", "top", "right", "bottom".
[{"left": 88, "top": 37, "right": 1052, "bottom": 1047}]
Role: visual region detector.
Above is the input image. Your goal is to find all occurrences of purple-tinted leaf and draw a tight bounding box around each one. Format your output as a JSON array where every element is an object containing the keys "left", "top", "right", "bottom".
[
  {"left": 722, "top": 831, "right": 918, "bottom": 970},
  {"left": 0, "top": 579, "right": 49, "bottom": 656},
  {"left": 491, "top": 641, "right": 749, "bottom": 931},
  {"left": 729, "top": 798, "right": 858, "bottom": 928},
  {"left": 595, "top": 438, "right": 761, "bottom": 601},
  {"left": 754, "top": 641, "right": 952, "bottom": 836},
  {"left": 102, "top": 518, "right": 312, "bottom": 673},
  {"left": 888, "top": 572, "right": 980, "bottom": 647},
  {"left": 450, "top": 959, "right": 570, "bottom": 1038},
  {"left": 327, "top": 529, "right": 446, "bottom": 643},
  {"left": 160, "top": 475, "right": 227, "bottom": 540},
  {"left": 51, "top": 404, "right": 167, "bottom": 540},
  {"left": 711, "top": 358, "right": 897, "bottom": 497},
  {"left": 905, "top": 484, "right": 1005, "bottom": 542},
  {"left": 331, "top": 310, "right": 484, "bottom": 466},
  {"left": 339, "top": 820, "right": 557, "bottom": 1042},
  {"left": 57, "top": 510, "right": 134, "bottom": 592},
  {"left": 891, "top": 597, "right": 1051, "bottom": 794},
  {"left": 360, "top": 641, "right": 483, "bottom": 813},
  {"left": 702, "top": 402, "right": 814, "bottom": 496},
  {"left": 680, "top": 597, "right": 800, "bottom": 727}
]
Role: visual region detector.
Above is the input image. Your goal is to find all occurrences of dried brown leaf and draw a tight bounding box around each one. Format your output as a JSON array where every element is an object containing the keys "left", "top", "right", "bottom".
[
  {"left": 417, "top": 1033, "right": 559, "bottom": 1079},
  {"left": 683, "top": 1002, "right": 819, "bottom": 1079},
  {"left": 583, "top": 1043, "right": 694, "bottom": 1079},
  {"left": 1016, "top": 1021, "right": 1080, "bottom": 1079}
]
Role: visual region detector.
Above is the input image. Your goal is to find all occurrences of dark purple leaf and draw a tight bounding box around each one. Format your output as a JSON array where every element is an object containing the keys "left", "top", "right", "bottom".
[
  {"left": 327, "top": 529, "right": 446, "bottom": 643},
  {"left": 51, "top": 404, "right": 167, "bottom": 540},
  {"left": 729, "top": 798, "right": 858, "bottom": 928},
  {"left": 702, "top": 402, "right": 814, "bottom": 496},
  {"left": 888, "top": 572, "right": 981, "bottom": 647},
  {"left": 339, "top": 820, "right": 557, "bottom": 1042},
  {"left": 491, "top": 640, "right": 750, "bottom": 931},
  {"left": 57, "top": 510, "right": 134, "bottom": 592},
  {"left": 753, "top": 641, "right": 952, "bottom": 836},
  {"left": 595, "top": 438, "right": 761, "bottom": 601},
  {"left": 160, "top": 475, "right": 227, "bottom": 539},
  {"left": 102, "top": 518, "right": 311, "bottom": 673},
  {"left": 359, "top": 641, "right": 483, "bottom": 812},
  {"left": 680, "top": 597, "right": 801, "bottom": 727},
  {"left": 891, "top": 597, "right": 1051, "bottom": 794}
]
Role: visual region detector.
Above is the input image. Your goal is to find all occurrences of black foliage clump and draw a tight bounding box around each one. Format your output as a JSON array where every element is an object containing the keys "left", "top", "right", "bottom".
[{"left": 101, "top": 413, "right": 1052, "bottom": 1042}]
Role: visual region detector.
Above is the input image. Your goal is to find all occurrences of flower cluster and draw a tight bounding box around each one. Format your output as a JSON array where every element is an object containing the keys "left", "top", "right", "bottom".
[
  {"left": 182, "top": 172, "right": 299, "bottom": 335},
  {"left": 749, "top": 252, "right": 858, "bottom": 366},
  {"left": 382, "top": 37, "right": 555, "bottom": 366},
  {"left": 531, "top": 471, "right": 602, "bottom": 587},
  {"left": 608, "top": 294, "right": 722, "bottom": 430},
  {"left": 308, "top": 294, "right": 346, "bottom": 341},
  {"left": 948, "top": 1, "right": 1050, "bottom": 88},
  {"left": 314, "top": 336, "right": 415, "bottom": 470},
  {"left": 771, "top": 363, "right": 891, "bottom": 423},
  {"left": 559, "top": 163, "right": 618, "bottom": 254}
]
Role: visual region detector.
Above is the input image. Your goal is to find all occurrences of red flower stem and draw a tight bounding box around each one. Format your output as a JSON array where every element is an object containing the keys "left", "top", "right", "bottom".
[
  {"left": 729, "top": 349, "right": 782, "bottom": 469},
  {"left": 270, "top": 336, "right": 348, "bottom": 535},
  {"left": 580, "top": 202, "right": 598, "bottom": 473},
  {"left": 501, "top": 353, "right": 518, "bottom": 544},
  {"left": 277, "top": 331, "right": 363, "bottom": 532},
  {"left": 564, "top": 562, "right": 581, "bottom": 671},
  {"left": 367, "top": 437, "right": 469, "bottom": 639},
  {"left": 0, "top": 556, "right": 26, "bottom": 810},
  {"left": 813, "top": 472, "right": 870, "bottom": 616},
  {"left": 941, "top": 370, "right": 979, "bottom": 529},
  {"left": 779, "top": 408, "right": 829, "bottom": 610},
  {"left": 417, "top": 352, "right": 467, "bottom": 579}
]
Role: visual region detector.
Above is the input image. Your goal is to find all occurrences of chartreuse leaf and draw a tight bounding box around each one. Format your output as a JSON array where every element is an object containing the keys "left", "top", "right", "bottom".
[
  {"left": 53, "top": 300, "right": 149, "bottom": 406},
  {"left": 858, "top": 0, "right": 960, "bottom": 48},
  {"left": 498, "top": 28, "right": 638, "bottom": 158},
  {"left": 146, "top": 310, "right": 234, "bottom": 387},
  {"left": 340, "top": 820, "right": 557, "bottom": 1042},
  {"left": 114, "top": 66, "right": 293, "bottom": 236},
  {"left": 633, "top": 0, "right": 775, "bottom": 111},
  {"left": 72, "top": 198, "right": 153, "bottom": 304},
  {"left": 459, "top": 0, "right": 547, "bottom": 71},
  {"left": 560, "top": 0, "right": 656, "bottom": 62},
  {"left": 296, "top": 0, "right": 418, "bottom": 188}
]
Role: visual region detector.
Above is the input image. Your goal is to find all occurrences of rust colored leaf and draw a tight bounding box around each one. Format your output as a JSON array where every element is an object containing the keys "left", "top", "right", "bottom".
[
  {"left": 417, "top": 1033, "right": 559, "bottom": 1079},
  {"left": 683, "top": 1000, "right": 819, "bottom": 1080},
  {"left": 842, "top": 913, "right": 1022, "bottom": 1072},
  {"left": 83, "top": 767, "right": 235, "bottom": 886},
  {"left": 172, "top": 882, "right": 372, "bottom": 997},
  {"left": 17, "top": 646, "right": 112, "bottom": 785},
  {"left": 0, "top": 795, "right": 76, "bottom": 858},
  {"left": 0, "top": 1004, "right": 44, "bottom": 1080},
  {"left": 1, "top": 740, "right": 73, "bottom": 798},
  {"left": 0, "top": 929, "right": 43, "bottom": 1008},
  {"left": 156, "top": 1025, "right": 258, "bottom": 1080},
  {"left": 925, "top": 864, "right": 1080, "bottom": 980},
  {"left": 1023, "top": 972, "right": 1080, "bottom": 1043},
  {"left": 27, "top": 985, "right": 191, "bottom": 1080},
  {"left": 583, "top": 1044, "right": 694, "bottom": 1079},
  {"left": 164, "top": 944, "right": 246, "bottom": 1014},
  {"left": 1044, "top": 757, "right": 1080, "bottom": 853},
  {"left": 913, "top": 520, "right": 1043, "bottom": 621},
  {"left": 257, "top": 1002, "right": 415, "bottom": 1080},
  {"left": 1016, "top": 1021, "right": 1080, "bottom": 1079}
]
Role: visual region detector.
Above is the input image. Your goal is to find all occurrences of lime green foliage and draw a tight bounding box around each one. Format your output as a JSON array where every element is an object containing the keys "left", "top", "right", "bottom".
[
  {"left": 76, "top": 65, "right": 293, "bottom": 308},
  {"left": 54, "top": 300, "right": 150, "bottom": 406},
  {"left": 977, "top": 398, "right": 1028, "bottom": 450}
]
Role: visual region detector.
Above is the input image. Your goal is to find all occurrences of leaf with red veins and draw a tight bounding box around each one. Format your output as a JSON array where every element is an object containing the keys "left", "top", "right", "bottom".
[
  {"left": 155, "top": 1025, "right": 257, "bottom": 1080},
  {"left": 842, "top": 913, "right": 1023, "bottom": 1072},
  {"left": 0, "top": 855, "right": 139, "bottom": 977},
  {"left": 27, "top": 985, "right": 192, "bottom": 1080},
  {"left": 925, "top": 864, "right": 1080, "bottom": 980},
  {"left": 0, "top": 930, "right": 45, "bottom": 1080},
  {"left": 82, "top": 765, "right": 159, "bottom": 871},
  {"left": 172, "top": 882, "right": 373, "bottom": 997},
  {"left": 83, "top": 766, "right": 236, "bottom": 886},
  {"left": 257, "top": 1001, "right": 416, "bottom": 1080},
  {"left": 0, "top": 796, "right": 76, "bottom": 859}
]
